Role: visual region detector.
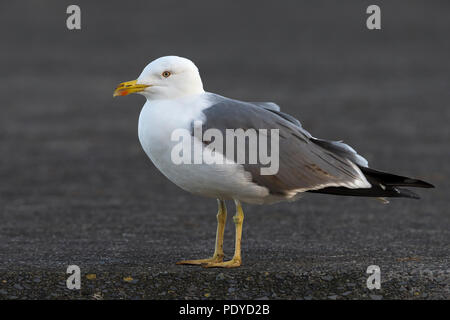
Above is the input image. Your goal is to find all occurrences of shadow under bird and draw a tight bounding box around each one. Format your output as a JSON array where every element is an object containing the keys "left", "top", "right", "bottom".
[{"left": 113, "top": 56, "right": 434, "bottom": 268}]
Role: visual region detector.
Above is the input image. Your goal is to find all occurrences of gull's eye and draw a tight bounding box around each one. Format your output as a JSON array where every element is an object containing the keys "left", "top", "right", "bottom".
[{"left": 162, "top": 71, "right": 171, "bottom": 78}]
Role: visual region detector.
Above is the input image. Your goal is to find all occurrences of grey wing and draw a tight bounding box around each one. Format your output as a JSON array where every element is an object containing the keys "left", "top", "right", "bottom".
[
  {"left": 251, "top": 99, "right": 368, "bottom": 167},
  {"left": 249, "top": 101, "right": 303, "bottom": 127},
  {"left": 249, "top": 102, "right": 280, "bottom": 112},
  {"left": 201, "top": 94, "right": 371, "bottom": 196}
]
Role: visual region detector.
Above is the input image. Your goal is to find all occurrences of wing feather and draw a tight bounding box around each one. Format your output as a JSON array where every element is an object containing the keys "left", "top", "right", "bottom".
[{"left": 199, "top": 94, "right": 371, "bottom": 196}]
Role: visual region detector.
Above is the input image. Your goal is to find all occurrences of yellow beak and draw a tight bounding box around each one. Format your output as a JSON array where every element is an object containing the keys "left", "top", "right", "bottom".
[{"left": 113, "top": 80, "right": 150, "bottom": 97}]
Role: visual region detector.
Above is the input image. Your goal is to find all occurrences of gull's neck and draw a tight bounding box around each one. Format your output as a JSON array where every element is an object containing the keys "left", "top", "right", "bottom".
[{"left": 146, "top": 91, "right": 207, "bottom": 104}]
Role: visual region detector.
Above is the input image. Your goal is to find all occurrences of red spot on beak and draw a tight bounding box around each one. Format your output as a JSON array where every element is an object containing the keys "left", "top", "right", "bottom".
[{"left": 120, "top": 90, "right": 128, "bottom": 96}]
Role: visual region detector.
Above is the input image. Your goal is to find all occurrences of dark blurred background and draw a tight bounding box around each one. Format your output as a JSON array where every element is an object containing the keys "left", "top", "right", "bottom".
[{"left": 0, "top": 0, "right": 448, "bottom": 299}]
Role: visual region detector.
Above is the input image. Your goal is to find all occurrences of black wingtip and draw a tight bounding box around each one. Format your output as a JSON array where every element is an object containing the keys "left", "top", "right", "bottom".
[
  {"left": 404, "top": 179, "right": 435, "bottom": 188},
  {"left": 360, "top": 167, "right": 435, "bottom": 189}
]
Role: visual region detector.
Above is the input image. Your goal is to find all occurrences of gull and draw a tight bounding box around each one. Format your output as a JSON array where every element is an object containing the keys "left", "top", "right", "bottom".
[{"left": 113, "top": 56, "right": 434, "bottom": 268}]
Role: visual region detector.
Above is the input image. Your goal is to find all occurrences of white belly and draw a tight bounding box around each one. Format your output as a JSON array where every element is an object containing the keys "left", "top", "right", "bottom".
[{"left": 137, "top": 97, "right": 269, "bottom": 203}]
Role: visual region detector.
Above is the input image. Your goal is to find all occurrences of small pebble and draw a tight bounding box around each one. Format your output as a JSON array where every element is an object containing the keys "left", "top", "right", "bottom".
[
  {"left": 13, "top": 284, "right": 23, "bottom": 290},
  {"left": 216, "top": 273, "right": 225, "bottom": 280}
]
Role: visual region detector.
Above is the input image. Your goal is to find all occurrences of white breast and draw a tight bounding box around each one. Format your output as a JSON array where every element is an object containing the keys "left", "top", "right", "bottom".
[{"left": 137, "top": 94, "right": 269, "bottom": 203}]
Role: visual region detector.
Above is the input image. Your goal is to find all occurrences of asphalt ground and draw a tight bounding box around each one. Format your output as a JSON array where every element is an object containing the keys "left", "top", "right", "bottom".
[{"left": 0, "top": 0, "right": 449, "bottom": 299}]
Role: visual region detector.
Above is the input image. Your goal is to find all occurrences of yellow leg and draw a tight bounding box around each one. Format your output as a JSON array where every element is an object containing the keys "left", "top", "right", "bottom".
[
  {"left": 176, "top": 199, "right": 227, "bottom": 265},
  {"left": 203, "top": 200, "right": 244, "bottom": 268}
]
